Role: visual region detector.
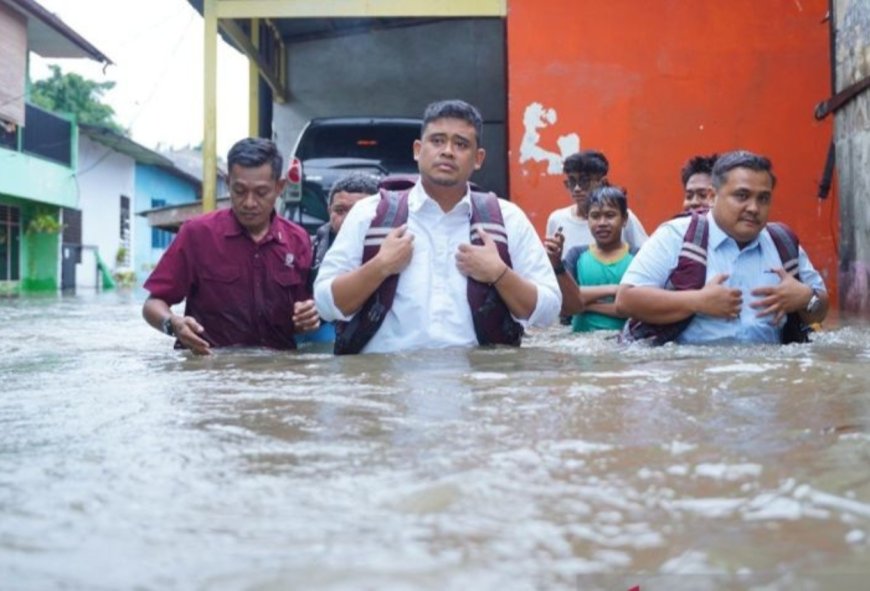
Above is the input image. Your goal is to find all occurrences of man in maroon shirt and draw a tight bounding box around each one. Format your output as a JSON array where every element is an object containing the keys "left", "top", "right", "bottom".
[{"left": 142, "top": 138, "right": 319, "bottom": 354}]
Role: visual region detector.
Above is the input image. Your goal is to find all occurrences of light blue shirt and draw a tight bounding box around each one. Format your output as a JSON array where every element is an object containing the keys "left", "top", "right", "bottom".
[{"left": 620, "top": 212, "right": 826, "bottom": 344}]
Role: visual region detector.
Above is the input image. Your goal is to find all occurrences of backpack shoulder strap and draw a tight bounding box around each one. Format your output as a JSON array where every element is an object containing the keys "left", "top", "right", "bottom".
[
  {"left": 361, "top": 188, "right": 409, "bottom": 263},
  {"left": 622, "top": 212, "right": 709, "bottom": 346},
  {"left": 333, "top": 189, "right": 410, "bottom": 355},
  {"left": 765, "top": 222, "right": 812, "bottom": 344},
  {"left": 665, "top": 211, "right": 708, "bottom": 290},
  {"left": 466, "top": 191, "right": 522, "bottom": 347},
  {"left": 766, "top": 222, "right": 800, "bottom": 278},
  {"left": 469, "top": 191, "right": 509, "bottom": 253}
]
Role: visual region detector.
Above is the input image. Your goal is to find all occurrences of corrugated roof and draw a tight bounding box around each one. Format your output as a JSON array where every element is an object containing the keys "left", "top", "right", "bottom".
[{"left": 78, "top": 124, "right": 172, "bottom": 167}]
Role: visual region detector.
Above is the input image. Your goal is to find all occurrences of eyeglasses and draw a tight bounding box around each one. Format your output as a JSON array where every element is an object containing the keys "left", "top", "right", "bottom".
[
  {"left": 684, "top": 188, "right": 713, "bottom": 200},
  {"left": 563, "top": 176, "right": 602, "bottom": 190}
]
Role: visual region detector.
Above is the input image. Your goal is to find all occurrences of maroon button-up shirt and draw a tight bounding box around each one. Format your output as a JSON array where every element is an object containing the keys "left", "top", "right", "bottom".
[{"left": 144, "top": 209, "right": 312, "bottom": 350}]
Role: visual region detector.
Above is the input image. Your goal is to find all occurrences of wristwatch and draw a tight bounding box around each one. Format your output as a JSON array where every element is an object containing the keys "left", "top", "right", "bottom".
[
  {"left": 806, "top": 288, "right": 822, "bottom": 314},
  {"left": 553, "top": 262, "right": 566, "bottom": 275},
  {"left": 161, "top": 316, "right": 176, "bottom": 336}
]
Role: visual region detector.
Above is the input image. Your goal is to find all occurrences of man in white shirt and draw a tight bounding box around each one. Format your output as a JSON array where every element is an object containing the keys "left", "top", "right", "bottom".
[
  {"left": 314, "top": 99, "right": 561, "bottom": 354},
  {"left": 545, "top": 150, "right": 648, "bottom": 251}
]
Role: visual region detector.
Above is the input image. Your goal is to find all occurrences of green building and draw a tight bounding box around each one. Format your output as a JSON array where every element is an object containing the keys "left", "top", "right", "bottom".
[{"left": 0, "top": 0, "right": 110, "bottom": 294}]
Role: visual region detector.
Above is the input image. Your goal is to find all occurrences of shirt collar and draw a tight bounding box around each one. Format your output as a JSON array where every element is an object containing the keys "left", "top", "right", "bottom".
[
  {"left": 707, "top": 210, "right": 761, "bottom": 252},
  {"left": 223, "top": 209, "right": 286, "bottom": 244},
  {"left": 409, "top": 180, "right": 472, "bottom": 218}
]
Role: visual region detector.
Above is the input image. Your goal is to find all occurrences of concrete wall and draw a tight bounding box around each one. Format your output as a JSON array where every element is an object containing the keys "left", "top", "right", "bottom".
[
  {"left": 75, "top": 135, "right": 135, "bottom": 289},
  {"left": 507, "top": 0, "right": 838, "bottom": 302},
  {"left": 835, "top": 0, "right": 870, "bottom": 315},
  {"left": 273, "top": 18, "right": 507, "bottom": 198}
]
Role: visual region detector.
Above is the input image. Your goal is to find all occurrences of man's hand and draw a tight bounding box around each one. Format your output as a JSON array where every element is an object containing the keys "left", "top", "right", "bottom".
[
  {"left": 696, "top": 273, "right": 743, "bottom": 319},
  {"left": 374, "top": 224, "right": 414, "bottom": 277},
  {"left": 455, "top": 228, "right": 506, "bottom": 283},
  {"left": 543, "top": 229, "right": 565, "bottom": 269},
  {"left": 293, "top": 299, "right": 321, "bottom": 334},
  {"left": 172, "top": 315, "right": 212, "bottom": 355},
  {"left": 750, "top": 268, "right": 812, "bottom": 324}
]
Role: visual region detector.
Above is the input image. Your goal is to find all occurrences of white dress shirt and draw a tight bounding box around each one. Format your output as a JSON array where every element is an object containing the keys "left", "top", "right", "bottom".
[
  {"left": 314, "top": 182, "right": 561, "bottom": 353},
  {"left": 546, "top": 204, "right": 648, "bottom": 251}
]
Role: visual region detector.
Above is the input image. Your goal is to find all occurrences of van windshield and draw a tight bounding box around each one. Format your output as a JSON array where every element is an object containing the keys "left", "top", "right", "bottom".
[{"left": 296, "top": 124, "right": 420, "bottom": 173}]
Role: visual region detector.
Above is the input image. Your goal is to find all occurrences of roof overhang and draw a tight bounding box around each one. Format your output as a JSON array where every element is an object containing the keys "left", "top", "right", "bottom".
[
  {"left": 139, "top": 197, "right": 231, "bottom": 233},
  {"left": 5, "top": 0, "right": 112, "bottom": 64},
  {"left": 78, "top": 124, "right": 174, "bottom": 168}
]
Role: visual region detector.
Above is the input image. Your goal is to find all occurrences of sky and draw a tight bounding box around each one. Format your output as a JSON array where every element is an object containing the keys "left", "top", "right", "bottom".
[{"left": 30, "top": 0, "right": 249, "bottom": 157}]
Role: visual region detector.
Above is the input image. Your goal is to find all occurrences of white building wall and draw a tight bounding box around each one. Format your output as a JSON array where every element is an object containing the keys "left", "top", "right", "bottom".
[{"left": 75, "top": 135, "right": 136, "bottom": 289}]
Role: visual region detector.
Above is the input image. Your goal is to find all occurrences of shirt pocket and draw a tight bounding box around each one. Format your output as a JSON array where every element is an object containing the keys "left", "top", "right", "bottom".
[
  {"left": 198, "top": 266, "right": 242, "bottom": 308},
  {"left": 268, "top": 267, "right": 304, "bottom": 326}
]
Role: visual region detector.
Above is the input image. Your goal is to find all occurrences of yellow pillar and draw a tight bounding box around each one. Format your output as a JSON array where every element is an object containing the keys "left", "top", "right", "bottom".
[
  {"left": 202, "top": 0, "right": 218, "bottom": 212},
  {"left": 248, "top": 19, "right": 260, "bottom": 137}
]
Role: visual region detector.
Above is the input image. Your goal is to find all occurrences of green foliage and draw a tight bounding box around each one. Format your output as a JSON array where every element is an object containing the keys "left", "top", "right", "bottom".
[
  {"left": 26, "top": 210, "right": 63, "bottom": 235},
  {"left": 112, "top": 269, "right": 136, "bottom": 287},
  {"left": 31, "top": 65, "right": 126, "bottom": 135},
  {"left": 115, "top": 246, "right": 128, "bottom": 265}
]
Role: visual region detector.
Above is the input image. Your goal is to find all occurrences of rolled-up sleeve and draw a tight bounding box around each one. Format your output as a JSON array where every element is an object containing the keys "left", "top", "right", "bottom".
[
  {"left": 797, "top": 246, "right": 827, "bottom": 293},
  {"left": 313, "top": 195, "right": 379, "bottom": 322},
  {"left": 502, "top": 201, "right": 561, "bottom": 327},
  {"left": 621, "top": 219, "right": 685, "bottom": 288}
]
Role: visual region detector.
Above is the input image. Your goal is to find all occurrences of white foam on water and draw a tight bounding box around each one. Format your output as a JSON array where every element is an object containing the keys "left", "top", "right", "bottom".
[
  {"left": 694, "top": 463, "right": 763, "bottom": 481},
  {"left": 845, "top": 529, "right": 866, "bottom": 544},
  {"left": 546, "top": 440, "right": 615, "bottom": 455},
  {"left": 468, "top": 372, "right": 509, "bottom": 381},
  {"left": 704, "top": 363, "right": 779, "bottom": 374},
  {"left": 665, "top": 498, "right": 744, "bottom": 518}
]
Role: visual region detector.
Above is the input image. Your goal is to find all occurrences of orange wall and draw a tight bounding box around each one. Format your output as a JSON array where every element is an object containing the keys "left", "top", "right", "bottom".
[{"left": 507, "top": 0, "right": 839, "bottom": 300}]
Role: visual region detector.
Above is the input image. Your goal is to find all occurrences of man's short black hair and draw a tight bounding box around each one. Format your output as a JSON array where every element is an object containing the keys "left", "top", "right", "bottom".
[
  {"left": 680, "top": 153, "right": 719, "bottom": 186},
  {"left": 711, "top": 150, "right": 776, "bottom": 190},
  {"left": 563, "top": 150, "right": 609, "bottom": 176},
  {"left": 421, "top": 99, "right": 483, "bottom": 145},
  {"left": 586, "top": 185, "right": 628, "bottom": 218},
  {"left": 227, "top": 137, "right": 283, "bottom": 180},
  {"left": 329, "top": 171, "right": 379, "bottom": 204}
]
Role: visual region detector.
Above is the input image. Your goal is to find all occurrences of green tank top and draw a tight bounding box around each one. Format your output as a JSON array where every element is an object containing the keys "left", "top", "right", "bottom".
[{"left": 572, "top": 247, "right": 634, "bottom": 333}]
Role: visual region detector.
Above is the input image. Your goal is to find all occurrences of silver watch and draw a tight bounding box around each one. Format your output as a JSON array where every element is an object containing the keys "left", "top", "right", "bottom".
[
  {"left": 161, "top": 316, "right": 175, "bottom": 336},
  {"left": 806, "top": 288, "right": 822, "bottom": 314}
]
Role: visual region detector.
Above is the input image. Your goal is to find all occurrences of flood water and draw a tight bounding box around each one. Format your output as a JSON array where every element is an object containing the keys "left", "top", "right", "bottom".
[{"left": 1, "top": 291, "right": 869, "bottom": 590}]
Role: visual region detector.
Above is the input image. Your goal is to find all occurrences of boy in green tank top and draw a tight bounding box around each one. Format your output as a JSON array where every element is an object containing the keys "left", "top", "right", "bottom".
[{"left": 544, "top": 186, "right": 636, "bottom": 332}]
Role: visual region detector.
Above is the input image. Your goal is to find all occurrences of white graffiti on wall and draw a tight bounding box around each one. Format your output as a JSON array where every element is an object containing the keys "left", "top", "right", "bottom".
[{"left": 518, "top": 102, "right": 581, "bottom": 175}]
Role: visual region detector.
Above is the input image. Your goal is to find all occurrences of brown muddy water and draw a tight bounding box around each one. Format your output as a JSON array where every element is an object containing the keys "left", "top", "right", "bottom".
[{"left": 1, "top": 291, "right": 869, "bottom": 590}]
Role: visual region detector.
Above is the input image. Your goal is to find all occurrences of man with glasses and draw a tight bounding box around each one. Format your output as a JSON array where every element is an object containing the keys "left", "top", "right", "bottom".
[{"left": 545, "top": 150, "right": 648, "bottom": 253}]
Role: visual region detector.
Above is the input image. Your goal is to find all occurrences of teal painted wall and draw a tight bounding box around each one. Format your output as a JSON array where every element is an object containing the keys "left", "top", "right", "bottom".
[
  {"left": 0, "top": 150, "right": 78, "bottom": 209},
  {"left": 133, "top": 164, "right": 199, "bottom": 281}
]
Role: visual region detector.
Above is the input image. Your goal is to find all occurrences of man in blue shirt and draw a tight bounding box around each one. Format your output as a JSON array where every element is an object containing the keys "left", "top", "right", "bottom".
[{"left": 615, "top": 150, "right": 828, "bottom": 345}]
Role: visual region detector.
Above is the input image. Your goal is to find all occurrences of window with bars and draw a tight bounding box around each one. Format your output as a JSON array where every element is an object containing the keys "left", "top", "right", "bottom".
[
  {"left": 0, "top": 205, "right": 21, "bottom": 281},
  {"left": 150, "top": 199, "right": 172, "bottom": 249}
]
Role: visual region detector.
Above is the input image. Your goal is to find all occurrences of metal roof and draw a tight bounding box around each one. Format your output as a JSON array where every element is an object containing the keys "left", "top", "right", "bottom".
[
  {"left": 185, "top": 1, "right": 444, "bottom": 46},
  {"left": 3, "top": 0, "right": 112, "bottom": 64},
  {"left": 78, "top": 124, "right": 174, "bottom": 168}
]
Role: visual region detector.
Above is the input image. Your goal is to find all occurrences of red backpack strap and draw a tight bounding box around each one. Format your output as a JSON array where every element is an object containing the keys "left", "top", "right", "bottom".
[
  {"left": 766, "top": 222, "right": 800, "bottom": 278},
  {"left": 622, "top": 211, "right": 709, "bottom": 345},
  {"left": 766, "top": 222, "right": 811, "bottom": 344},
  {"left": 467, "top": 191, "right": 523, "bottom": 346},
  {"left": 334, "top": 189, "right": 410, "bottom": 355},
  {"left": 666, "top": 212, "right": 708, "bottom": 290}
]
